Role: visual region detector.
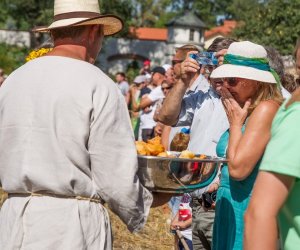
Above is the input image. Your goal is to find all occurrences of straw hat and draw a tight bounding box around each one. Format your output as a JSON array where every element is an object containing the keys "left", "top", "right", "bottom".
[
  {"left": 210, "top": 41, "right": 277, "bottom": 84},
  {"left": 32, "top": 0, "right": 123, "bottom": 36}
]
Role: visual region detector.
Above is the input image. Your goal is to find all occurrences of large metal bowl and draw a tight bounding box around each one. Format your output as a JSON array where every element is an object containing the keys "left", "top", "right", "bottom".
[{"left": 137, "top": 153, "right": 227, "bottom": 193}]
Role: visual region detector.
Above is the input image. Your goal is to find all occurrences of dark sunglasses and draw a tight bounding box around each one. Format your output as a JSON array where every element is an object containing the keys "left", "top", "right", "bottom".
[
  {"left": 172, "top": 59, "right": 184, "bottom": 67},
  {"left": 219, "top": 77, "right": 239, "bottom": 87},
  {"left": 210, "top": 77, "right": 239, "bottom": 87},
  {"left": 162, "top": 86, "right": 172, "bottom": 91}
]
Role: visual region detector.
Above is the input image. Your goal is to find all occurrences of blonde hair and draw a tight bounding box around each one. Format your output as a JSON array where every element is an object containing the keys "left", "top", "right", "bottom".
[{"left": 248, "top": 82, "right": 283, "bottom": 114}]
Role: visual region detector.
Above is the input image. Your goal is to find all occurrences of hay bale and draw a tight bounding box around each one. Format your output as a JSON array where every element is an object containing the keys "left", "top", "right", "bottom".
[
  {"left": 0, "top": 189, "right": 175, "bottom": 249},
  {"left": 108, "top": 204, "right": 174, "bottom": 250}
]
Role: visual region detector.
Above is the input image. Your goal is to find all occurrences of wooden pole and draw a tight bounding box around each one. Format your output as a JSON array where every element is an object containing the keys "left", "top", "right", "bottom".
[{"left": 176, "top": 229, "right": 190, "bottom": 250}]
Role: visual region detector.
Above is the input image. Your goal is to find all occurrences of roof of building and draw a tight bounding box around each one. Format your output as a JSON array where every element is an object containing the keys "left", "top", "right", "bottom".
[
  {"left": 128, "top": 20, "right": 237, "bottom": 42},
  {"left": 129, "top": 27, "right": 168, "bottom": 41},
  {"left": 167, "top": 11, "right": 206, "bottom": 29},
  {"left": 204, "top": 20, "right": 237, "bottom": 39}
]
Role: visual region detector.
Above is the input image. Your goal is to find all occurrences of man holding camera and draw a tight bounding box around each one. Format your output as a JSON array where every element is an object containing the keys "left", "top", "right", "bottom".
[{"left": 158, "top": 38, "right": 236, "bottom": 250}]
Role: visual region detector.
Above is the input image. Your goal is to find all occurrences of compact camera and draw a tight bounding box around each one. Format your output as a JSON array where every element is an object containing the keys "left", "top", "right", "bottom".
[
  {"left": 202, "top": 191, "right": 217, "bottom": 208},
  {"left": 189, "top": 52, "right": 218, "bottom": 66}
]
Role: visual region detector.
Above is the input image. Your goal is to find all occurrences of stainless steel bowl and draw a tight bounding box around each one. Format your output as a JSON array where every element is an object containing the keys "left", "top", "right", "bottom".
[{"left": 137, "top": 154, "right": 227, "bottom": 193}]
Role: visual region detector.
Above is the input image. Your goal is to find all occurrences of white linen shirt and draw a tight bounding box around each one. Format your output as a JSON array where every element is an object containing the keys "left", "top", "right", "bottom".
[
  {"left": 176, "top": 87, "right": 229, "bottom": 156},
  {"left": 176, "top": 87, "right": 229, "bottom": 197},
  {"left": 0, "top": 56, "right": 152, "bottom": 250},
  {"left": 186, "top": 74, "right": 210, "bottom": 94}
]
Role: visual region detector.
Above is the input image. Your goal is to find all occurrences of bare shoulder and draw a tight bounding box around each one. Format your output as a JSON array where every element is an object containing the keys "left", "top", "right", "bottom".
[
  {"left": 253, "top": 100, "right": 281, "bottom": 116},
  {"left": 248, "top": 100, "right": 280, "bottom": 125}
]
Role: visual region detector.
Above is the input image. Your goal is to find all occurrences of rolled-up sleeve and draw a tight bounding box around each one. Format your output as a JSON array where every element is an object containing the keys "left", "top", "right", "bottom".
[
  {"left": 176, "top": 91, "right": 206, "bottom": 127},
  {"left": 88, "top": 81, "right": 153, "bottom": 232}
]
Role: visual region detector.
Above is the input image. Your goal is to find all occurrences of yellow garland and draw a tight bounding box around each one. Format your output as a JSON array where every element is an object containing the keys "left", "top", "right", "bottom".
[{"left": 25, "top": 48, "right": 53, "bottom": 62}]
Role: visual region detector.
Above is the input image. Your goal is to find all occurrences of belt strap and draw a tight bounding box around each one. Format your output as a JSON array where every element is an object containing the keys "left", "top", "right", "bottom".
[{"left": 8, "top": 192, "right": 104, "bottom": 204}]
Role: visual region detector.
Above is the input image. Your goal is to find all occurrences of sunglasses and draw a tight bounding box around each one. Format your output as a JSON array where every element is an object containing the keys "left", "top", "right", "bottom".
[
  {"left": 211, "top": 78, "right": 239, "bottom": 86},
  {"left": 162, "top": 86, "right": 172, "bottom": 91},
  {"left": 172, "top": 59, "right": 184, "bottom": 67}
]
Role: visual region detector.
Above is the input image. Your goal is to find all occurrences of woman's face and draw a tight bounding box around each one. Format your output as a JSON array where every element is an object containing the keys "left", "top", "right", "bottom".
[{"left": 222, "top": 78, "right": 258, "bottom": 106}]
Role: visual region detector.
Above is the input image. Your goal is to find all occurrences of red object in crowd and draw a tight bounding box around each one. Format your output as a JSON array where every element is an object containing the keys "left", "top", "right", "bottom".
[
  {"left": 179, "top": 203, "right": 192, "bottom": 221},
  {"left": 143, "top": 60, "right": 151, "bottom": 66}
]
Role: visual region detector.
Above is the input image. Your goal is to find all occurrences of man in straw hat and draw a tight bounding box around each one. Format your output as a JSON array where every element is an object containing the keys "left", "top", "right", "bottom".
[{"left": 0, "top": 0, "right": 168, "bottom": 249}]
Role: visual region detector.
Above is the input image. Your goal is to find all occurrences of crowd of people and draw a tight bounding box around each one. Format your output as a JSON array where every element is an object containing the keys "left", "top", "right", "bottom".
[
  {"left": 0, "top": 0, "right": 300, "bottom": 250},
  {"left": 112, "top": 36, "right": 300, "bottom": 250}
]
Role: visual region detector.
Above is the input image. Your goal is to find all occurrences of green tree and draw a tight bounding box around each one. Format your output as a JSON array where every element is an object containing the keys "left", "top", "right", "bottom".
[
  {"left": 0, "top": 0, "right": 54, "bottom": 30},
  {"left": 0, "top": 43, "right": 29, "bottom": 74},
  {"left": 233, "top": 0, "right": 300, "bottom": 55},
  {"left": 227, "top": 0, "right": 261, "bottom": 20},
  {"left": 99, "top": 0, "right": 135, "bottom": 37}
]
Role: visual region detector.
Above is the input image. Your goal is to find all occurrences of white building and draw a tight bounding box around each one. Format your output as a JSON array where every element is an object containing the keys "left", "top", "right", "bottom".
[{"left": 98, "top": 11, "right": 207, "bottom": 74}]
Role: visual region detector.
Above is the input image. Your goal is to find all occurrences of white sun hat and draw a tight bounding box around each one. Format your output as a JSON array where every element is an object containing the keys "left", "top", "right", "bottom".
[
  {"left": 32, "top": 0, "right": 123, "bottom": 36},
  {"left": 210, "top": 41, "right": 278, "bottom": 84}
]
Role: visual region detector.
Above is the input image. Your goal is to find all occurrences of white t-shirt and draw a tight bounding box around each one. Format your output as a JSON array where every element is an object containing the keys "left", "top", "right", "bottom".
[
  {"left": 117, "top": 80, "right": 129, "bottom": 96},
  {"left": 178, "top": 194, "right": 192, "bottom": 241},
  {"left": 139, "top": 86, "right": 165, "bottom": 129}
]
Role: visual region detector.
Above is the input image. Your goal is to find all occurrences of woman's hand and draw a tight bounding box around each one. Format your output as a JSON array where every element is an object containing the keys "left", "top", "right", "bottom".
[
  {"left": 180, "top": 51, "right": 200, "bottom": 87},
  {"left": 220, "top": 87, "right": 251, "bottom": 128},
  {"left": 216, "top": 49, "right": 228, "bottom": 65}
]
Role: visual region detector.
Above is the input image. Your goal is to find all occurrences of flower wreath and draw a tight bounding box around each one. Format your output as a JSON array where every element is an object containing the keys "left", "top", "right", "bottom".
[{"left": 25, "top": 47, "right": 53, "bottom": 62}]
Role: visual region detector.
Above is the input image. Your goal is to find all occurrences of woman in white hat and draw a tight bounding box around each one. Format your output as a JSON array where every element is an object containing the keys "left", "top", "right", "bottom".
[{"left": 209, "top": 41, "right": 283, "bottom": 250}]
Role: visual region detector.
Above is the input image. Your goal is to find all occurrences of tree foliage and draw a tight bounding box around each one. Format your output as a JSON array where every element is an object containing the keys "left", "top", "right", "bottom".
[
  {"left": 0, "top": 0, "right": 299, "bottom": 70},
  {"left": 0, "top": 0, "right": 54, "bottom": 30},
  {"left": 99, "top": 0, "right": 135, "bottom": 37},
  {"left": 233, "top": 0, "right": 300, "bottom": 55},
  {"left": 0, "top": 43, "right": 29, "bottom": 74}
]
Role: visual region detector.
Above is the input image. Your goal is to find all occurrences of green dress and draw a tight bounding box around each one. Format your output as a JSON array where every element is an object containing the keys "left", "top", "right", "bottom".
[{"left": 213, "top": 126, "right": 260, "bottom": 250}]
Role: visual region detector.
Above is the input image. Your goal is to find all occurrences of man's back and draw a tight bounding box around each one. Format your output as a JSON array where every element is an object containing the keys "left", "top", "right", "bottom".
[{"left": 0, "top": 56, "right": 152, "bottom": 249}]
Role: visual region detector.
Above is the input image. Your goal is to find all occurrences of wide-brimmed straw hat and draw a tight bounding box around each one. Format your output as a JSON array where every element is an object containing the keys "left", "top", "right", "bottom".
[
  {"left": 210, "top": 41, "right": 278, "bottom": 84},
  {"left": 32, "top": 0, "right": 123, "bottom": 36}
]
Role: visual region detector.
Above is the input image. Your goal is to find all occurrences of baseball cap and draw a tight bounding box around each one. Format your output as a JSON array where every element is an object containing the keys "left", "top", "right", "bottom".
[
  {"left": 133, "top": 75, "right": 146, "bottom": 84},
  {"left": 143, "top": 60, "right": 151, "bottom": 66},
  {"left": 151, "top": 66, "right": 166, "bottom": 76}
]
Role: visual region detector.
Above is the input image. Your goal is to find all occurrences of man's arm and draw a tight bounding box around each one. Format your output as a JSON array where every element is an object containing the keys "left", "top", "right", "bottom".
[
  {"left": 158, "top": 51, "right": 200, "bottom": 126},
  {"left": 139, "top": 95, "right": 154, "bottom": 110},
  {"left": 244, "top": 171, "right": 294, "bottom": 250},
  {"left": 158, "top": 79, "right": 188, "bottom": 126}
]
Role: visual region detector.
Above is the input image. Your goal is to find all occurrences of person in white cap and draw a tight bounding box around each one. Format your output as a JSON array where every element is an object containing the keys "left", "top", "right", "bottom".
[
  {"left": 206, "top": 41, "right": 283, "bottom": 250},
  {"left": 0, "top": 0, "right": 168, "bottom": 249}
]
